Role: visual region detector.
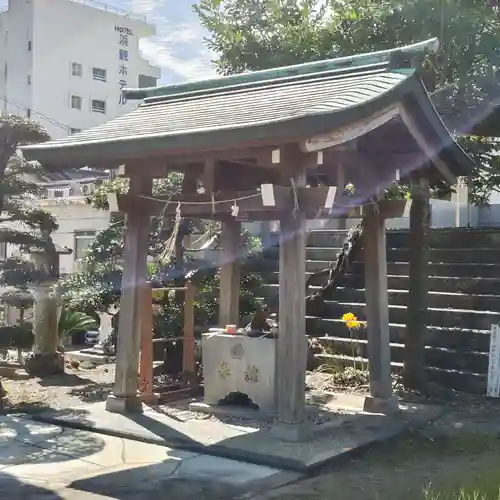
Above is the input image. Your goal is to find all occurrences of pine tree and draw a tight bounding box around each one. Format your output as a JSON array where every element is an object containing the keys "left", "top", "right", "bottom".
[{"left": 0, "top": 114, "right": 60, "bottom": 382}]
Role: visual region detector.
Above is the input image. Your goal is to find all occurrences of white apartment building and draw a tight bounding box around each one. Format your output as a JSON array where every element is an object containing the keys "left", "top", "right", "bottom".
[
  {"left": 33, "top": 169, "right": 112, "bottom": 275},
  {"left": 0, "top": 0, "right": 161, "bottom": 139}
]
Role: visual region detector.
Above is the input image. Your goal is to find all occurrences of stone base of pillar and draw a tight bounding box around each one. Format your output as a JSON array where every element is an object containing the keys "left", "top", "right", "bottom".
[
  {"left": 24, "top": 352, "right": 64, "bottom": 377},
  {"left": 269, "top": 421, "right": 313, "bottom": 442},
  {"left": 105, "top": 393, "right": 143, "bottom": 414},
  {"left": 139, "top": 392, "right": 160, "bottom": 405},
  {"left": 363, "top": 395, "right": 399, "bottom": 414}
]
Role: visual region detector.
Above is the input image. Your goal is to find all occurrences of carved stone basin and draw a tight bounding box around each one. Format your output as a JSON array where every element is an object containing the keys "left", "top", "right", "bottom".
[{"left": 201, "top": 333, "right": 277, "bottom": 413}]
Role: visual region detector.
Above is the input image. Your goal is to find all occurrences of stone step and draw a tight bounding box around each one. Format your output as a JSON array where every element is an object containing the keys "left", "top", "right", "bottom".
[
  {"left": 303, "top": 260, "right": 500, "bottom": 278},
  {"left": 316, "top": 335, "right": 488, "bottom": 375},
  {"left": 267, "top": 271, "right": 500, "bottom": 291},
  {"left": 306, "top": 317, "right": 492, "bottom": 352},
  {"left": 306, "top": 246, "right": 500, "bottom": 264},
  {"left": 310, "top": 302, "right": 500, "bottom": 331},
  {"left": 261, "top": 284, "right": 500, "bottom": 311},
  {"left": 386, "top": 228, "right": 500, "bottom": 250},
  {"left": 262, "top": 260, "right": 500, "bottom": 278},
  {"left": 306, "top": 228, "right": 500, "bottom": 249},
  {"left": 316, "top": 353, "right": 486, "bottom": 394}
]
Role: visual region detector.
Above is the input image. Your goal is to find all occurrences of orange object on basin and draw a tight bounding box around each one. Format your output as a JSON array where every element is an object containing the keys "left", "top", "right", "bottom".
[{"left": 225, "top": 325, "right": 237, "bottom": 334}]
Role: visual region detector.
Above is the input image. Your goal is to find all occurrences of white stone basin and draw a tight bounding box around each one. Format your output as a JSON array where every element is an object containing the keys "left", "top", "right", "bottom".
[{"left": 201, "top": 333, "right": 277, "bottom": 413}]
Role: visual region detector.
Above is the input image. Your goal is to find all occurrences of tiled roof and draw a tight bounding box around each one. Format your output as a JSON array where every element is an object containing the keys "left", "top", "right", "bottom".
[{"left": 22, "top": 38, "right": 471, "bottom": 177}]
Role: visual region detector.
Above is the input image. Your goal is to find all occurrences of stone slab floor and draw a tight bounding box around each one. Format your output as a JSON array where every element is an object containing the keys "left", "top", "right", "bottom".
[{"left": 0, "top": 414, "right": 288, "bottom": 499}]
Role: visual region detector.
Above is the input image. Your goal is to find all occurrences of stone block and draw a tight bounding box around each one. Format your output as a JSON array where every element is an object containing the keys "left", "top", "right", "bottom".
[
  {"left": 201, "top": 333, "right": 276, "bottom": 413},
  {"left": 105, "top": 394, "right": 143, "bottom": 414}
]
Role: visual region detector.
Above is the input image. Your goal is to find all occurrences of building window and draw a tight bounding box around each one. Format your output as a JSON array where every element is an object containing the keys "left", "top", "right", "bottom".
[
  {"left": 92, "top": 67, "right": 107, "bottom": 82},
  {"left": 91, "top": 99, "right": 106, "bottom": 114},
  {"left": 74, "top": 231, "right": 96, "bottom": 260},
  {"left": 71, "top": 62, "right": 82, "bottom": 77},
  {"left": 28, "top": 40, "right": 32, "bottom": 51},
  {"left": 71, "top": 95, "right": 82, "bottom": 110},
  {"left": 70, "top": 128, "right": 81, "bottom": 134}
]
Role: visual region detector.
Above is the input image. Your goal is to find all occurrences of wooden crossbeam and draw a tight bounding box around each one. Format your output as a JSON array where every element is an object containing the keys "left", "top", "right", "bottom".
[{"left": 110, "top": 189, "right": 409, "bottom": 221}]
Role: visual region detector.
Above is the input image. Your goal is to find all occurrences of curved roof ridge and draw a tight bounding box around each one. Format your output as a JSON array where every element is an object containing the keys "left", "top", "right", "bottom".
[
  {"left": 126, "top": 38, "right": 439, "bottom": 101},
  {"left": 140, "top": 62, "right": 390, "bottom": 107}
]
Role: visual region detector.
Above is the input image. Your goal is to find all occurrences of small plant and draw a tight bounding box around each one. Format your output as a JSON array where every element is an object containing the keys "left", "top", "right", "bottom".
[
  {"left": 58, "top": 308, "right": 97, "bottom": 341},
  {"left": 341, "top": 312, "right": 366, "bottom": 370}
]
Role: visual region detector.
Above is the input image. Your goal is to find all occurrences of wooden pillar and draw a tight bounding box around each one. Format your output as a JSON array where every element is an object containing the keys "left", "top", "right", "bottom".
[
  {"left": 219, "top": 219, "right": 241, "bottom": 326},
  {"left": 274, "top": 171, "right": 308, "bottom": 438},
  {"left": 106, "top": 174, "right": 152, "bottom": 414},
  {"left": 362, "top": 205, "right": 398, "bottom": 413},
  {"left": 182, "top": 280, "right": 196, "bottom": 380},
  {"left": 336, "top": 164, "right": 347, "bottom": 230},
  {"left": 138, "top": 281, "right": 158, "bottom": 404}
]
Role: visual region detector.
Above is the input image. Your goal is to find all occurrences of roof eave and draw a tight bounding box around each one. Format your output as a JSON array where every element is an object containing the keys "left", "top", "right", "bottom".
[
  {"left": 405, "top": 78, "right": 474, "bottom": 178},
  {"left": 22, "top": 76, "right": 416, "bottom": 171}
]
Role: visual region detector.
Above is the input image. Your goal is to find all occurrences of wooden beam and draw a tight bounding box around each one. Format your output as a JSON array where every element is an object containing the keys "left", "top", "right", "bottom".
[
  {"left": 106, "top": 174, "right": 152, "bottom": 414},
  {"left": 255, "top": 145, "right": 323, "bottom": 171},
  {"left": 138, "top": 281, "right": 158, "bottom": 404},
  {"left": 362, "top": 204, "right": 398, "bottom": 413},
  {"left": 113, "top": 190, "right": 408, "bottom": 221},
  {"left": 320, "top": 150, "right": 424, "bottom": 171},
  {"left": 200, "top": 159, "right": 216, "bottom": 193},
  {"left": 115, "top": 187, "right": 335, "bottom": 216},
  {"left": 219, "top": 219, "right": 241, "bottom": 326},
  {"left": 120, "top": 145, "right": 288, "bottom": 177},
  {"left": 182, "top": 281, "right": 196, "bottom": 379},
  {"left": 399, "top": 104, "right": 456, "bottom": 184},
  {"left": 301, "top": 106, "right": 400, "bottom": 152},
  {"left": 276, "top": 170, "right": 308, "bottom": 430}
]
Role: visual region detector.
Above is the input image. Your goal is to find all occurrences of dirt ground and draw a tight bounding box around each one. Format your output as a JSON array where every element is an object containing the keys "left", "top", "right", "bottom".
[{"left": 2, "top": 362, "right": 115, "bottom": 412}]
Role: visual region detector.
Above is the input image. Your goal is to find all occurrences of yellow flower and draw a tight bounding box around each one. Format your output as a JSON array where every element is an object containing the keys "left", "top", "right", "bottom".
[{"left": 342, "top": 312, "right": 362, "bottom": 330}]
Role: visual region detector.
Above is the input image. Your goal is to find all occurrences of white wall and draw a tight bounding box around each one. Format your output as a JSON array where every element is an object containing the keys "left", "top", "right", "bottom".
[
  {"left": 34, "top": 198, "right": 111, "bottom": 274},
  {"left": 1, "top": 0, "right": 161, "bottom": 139},
  {"left": 0, "top": 0, "right": 34, "bottom": 118}
]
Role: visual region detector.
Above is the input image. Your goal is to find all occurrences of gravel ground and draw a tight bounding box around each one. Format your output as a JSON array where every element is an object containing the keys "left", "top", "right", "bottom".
[{"left": 2, "top": 362, "right": 115, "bottom": 413}]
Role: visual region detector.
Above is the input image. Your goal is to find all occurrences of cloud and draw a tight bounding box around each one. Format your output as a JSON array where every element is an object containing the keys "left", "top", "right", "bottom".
[{"left": 126, "top": 0, "right": 217, "bottom": 82}]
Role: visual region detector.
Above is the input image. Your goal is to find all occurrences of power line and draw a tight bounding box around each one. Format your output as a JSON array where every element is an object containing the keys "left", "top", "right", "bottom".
[{"left": 0, "top": 94, "right": 72, "bottom": 132}]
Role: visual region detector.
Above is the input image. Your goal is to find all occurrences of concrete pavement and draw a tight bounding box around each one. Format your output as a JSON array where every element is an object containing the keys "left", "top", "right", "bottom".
[{"left": 0, "top": 414, "right": 291, "bottom": 499}]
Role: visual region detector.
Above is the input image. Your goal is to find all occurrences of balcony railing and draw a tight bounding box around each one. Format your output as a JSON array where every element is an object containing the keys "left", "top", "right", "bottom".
[{"left": 70, "top": 0, "right": 147, "bottom": 21}]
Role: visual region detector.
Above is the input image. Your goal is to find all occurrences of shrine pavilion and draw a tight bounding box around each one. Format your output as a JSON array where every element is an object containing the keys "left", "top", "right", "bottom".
[{"left": 23, "top": 38, "right": 473, "bottom": 438}]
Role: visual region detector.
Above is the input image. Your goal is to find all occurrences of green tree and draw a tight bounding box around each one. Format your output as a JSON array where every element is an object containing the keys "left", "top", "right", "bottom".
[
  {"left": 57, "top": 174, "right": 266, "bottom": 360},
  {"left": 194, "top": 0, "right": 500, "bottom": 391},
  {"left": 195, "top": 0, "right": 500, "bottom": 202},
  {"left": 0, "top": 114, "right": 59, "bottom": 381}
]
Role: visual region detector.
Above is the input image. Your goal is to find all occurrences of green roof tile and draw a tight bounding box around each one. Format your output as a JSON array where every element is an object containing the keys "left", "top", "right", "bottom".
[
  {"left": 21, "top": 37, "right": 472, "bottom": 180},
  {"left": 126, "top": 38, "right": 439, "bottom": 101}
]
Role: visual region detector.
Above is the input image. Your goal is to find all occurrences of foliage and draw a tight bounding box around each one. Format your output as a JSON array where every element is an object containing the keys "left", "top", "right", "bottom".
[
  {"left": 58, "top": 308, "right": 97, "bottom": 339},
  {"left": 0, "top": 115, "right": 56, "bottom": 358},
  {"left": 194, "top": 0, "right": 500, "bottom": 203},
  {"left": 58, "top": 170, "right": 268, "bottom": 335}
]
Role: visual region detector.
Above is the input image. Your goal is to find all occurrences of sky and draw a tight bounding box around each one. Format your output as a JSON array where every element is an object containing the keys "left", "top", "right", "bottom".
[
  {"left": 119, "top": 0, "right": 217, "bottom": 84},
  {"left": 0, "top": 0, "right": 217, "bottom": 85}
]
